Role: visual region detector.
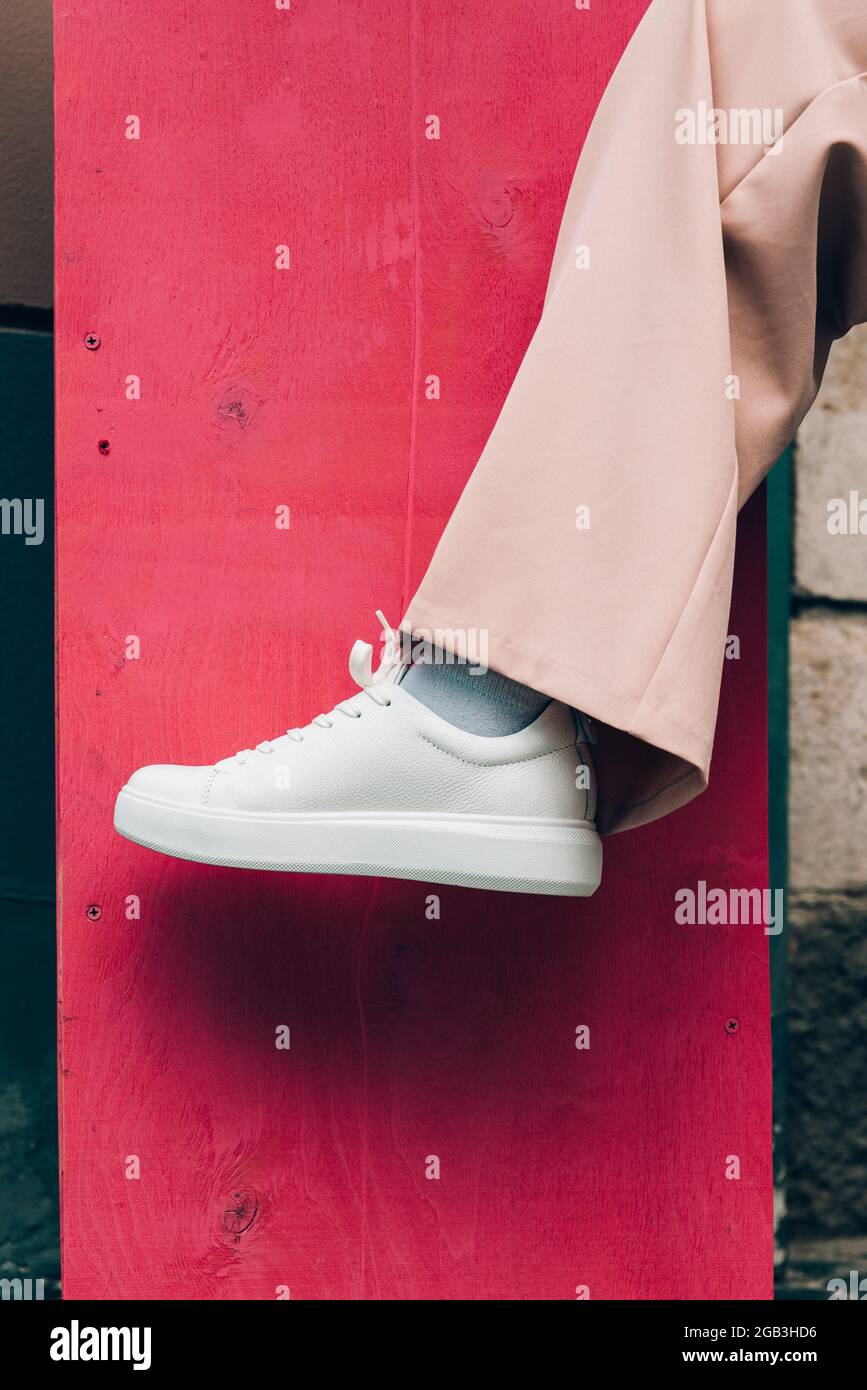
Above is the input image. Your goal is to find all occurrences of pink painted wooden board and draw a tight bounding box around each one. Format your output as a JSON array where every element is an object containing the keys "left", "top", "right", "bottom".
[{"left": 55, "top": 0, "right": 772, "bottom": 1299}]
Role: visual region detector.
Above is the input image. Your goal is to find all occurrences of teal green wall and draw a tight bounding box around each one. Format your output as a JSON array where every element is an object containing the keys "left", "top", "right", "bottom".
[
  {"left": 768, "top": 450, "right": 792, "bottom": 1282},
  {"left": 0, "top": 324, "right": 58, "bottom": 1293}
]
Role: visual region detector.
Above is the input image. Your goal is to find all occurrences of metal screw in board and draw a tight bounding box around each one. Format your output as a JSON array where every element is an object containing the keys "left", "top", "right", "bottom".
[
  {"left": 98, "top": 440, "right": 111, "bottom": 455},
  {"left": 86, "top": 904, "right": 102, "bottom": 921},
  {"left": 84, "top": 333, "right": 100, "bottom": 350},
  {"left": 725, "top": 1018, "right": 739, "bottom": 1035}
]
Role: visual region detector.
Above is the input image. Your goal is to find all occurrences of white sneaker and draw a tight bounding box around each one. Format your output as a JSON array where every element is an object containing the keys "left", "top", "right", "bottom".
[{"left": 114, "top": 614, "right": 602, "bottom": 896}]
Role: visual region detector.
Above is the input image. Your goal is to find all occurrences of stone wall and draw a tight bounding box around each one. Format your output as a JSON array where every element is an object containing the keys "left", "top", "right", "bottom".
[
  {"left": 0, "top": 0, "right": 52, "bottom": 306},
  {"left": 789, "top": 324, "right": 867, "bottom": 1238}
]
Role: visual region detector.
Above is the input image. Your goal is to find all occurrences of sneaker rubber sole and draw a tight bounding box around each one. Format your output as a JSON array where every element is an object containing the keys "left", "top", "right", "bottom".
[{"left": 114, "top": 785, "right": 602, "bottom": 897}]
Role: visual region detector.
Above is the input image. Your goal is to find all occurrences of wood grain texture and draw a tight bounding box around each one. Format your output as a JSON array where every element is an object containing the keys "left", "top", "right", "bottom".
[{"left": 55, "top": 0, "right": 772, "bottom": 1299}]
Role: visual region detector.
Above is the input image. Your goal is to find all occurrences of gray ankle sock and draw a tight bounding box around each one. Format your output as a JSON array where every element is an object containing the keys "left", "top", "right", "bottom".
[{"left": 399, "top": 650, "right": 550, "bottom": 735}]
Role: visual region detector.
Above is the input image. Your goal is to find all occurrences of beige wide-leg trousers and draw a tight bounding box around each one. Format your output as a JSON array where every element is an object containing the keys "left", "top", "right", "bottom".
[{"left": 404, "top": 0, "right": 867, "bottom": 834}]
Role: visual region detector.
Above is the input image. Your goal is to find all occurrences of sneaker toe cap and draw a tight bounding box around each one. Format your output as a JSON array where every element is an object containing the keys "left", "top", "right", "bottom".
[{"left": 124, "top": 763, "right": 213, "bottom": 805}]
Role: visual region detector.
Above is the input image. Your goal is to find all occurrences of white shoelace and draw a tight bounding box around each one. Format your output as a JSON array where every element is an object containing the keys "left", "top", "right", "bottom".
[{"left": 234, "top": 611, "right": 400, "bottom": 765}]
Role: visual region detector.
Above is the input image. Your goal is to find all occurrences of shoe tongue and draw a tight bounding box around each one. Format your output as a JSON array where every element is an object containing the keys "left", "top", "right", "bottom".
[{"left": 348, "top": 612, "right": 405, "bottom": 691}]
